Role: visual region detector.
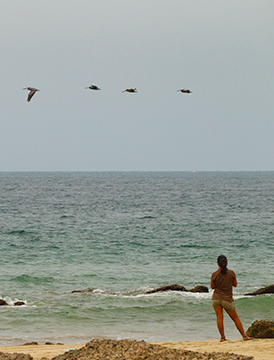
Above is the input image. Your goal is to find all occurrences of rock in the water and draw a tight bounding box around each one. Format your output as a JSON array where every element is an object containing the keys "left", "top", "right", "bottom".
[
  {"left": 0, "top": 299, "right": 8, "bottom": 306},
  {"left": 14, "top": 301, "right": 25, "bottom": 306},
  {"left": 146, "top": 284, "right": 209, "bottom": 294},
  {"left": 146, "top": 284, "right": 187, "bottom": 294},
  {"left": 71, "top": 288, "right": 94, "bottom": 293},
  {"left": 0, "top": 351, "right": 33, "bottom": 360},
  {"left": 246, "top": 320, "right": 274, "bottom": 338},
  {"left": 188, "top": 285, "right": 209, "bottom": 293},
  {"left": 23, "top": 342, "right": 38, "bottom": 346},
  {"left": 244, "top": 284, "right": 274, "bottom": 296}
]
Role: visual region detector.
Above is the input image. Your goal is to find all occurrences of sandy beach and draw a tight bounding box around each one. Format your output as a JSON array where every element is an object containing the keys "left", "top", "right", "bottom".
[
  {"left": 0, "top": 338, "right": 273, "bottom": 360},
  {"left": 157, "top": 339, "right": 274, "bottom": 360}
]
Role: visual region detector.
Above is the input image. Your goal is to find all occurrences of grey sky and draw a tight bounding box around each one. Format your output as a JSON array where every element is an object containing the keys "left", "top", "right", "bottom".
[{"left": 1, "top": 1, "right": 273, "bottom": 171}]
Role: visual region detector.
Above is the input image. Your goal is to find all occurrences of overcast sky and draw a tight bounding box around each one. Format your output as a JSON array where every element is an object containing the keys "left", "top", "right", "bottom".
[{"left": 1, "top": 1, "right": 273, "bottom": 171}]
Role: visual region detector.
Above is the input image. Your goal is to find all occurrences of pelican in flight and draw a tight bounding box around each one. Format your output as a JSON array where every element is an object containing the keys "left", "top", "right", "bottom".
[
  {"left": 23, "top": 87, "right": 40, "bottom": 102},
  {"left": 122, "top": 88, "right": 137, "bottom": 93},
  {"left": 177, "top": 89, "right": 192, "bottom": 93},
  {"left": 85, "top": 85, "right": 100, "bottom": 90}
]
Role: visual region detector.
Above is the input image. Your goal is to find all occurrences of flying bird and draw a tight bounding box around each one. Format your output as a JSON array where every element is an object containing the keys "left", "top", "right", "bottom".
[
  {"left": 23, "top": 87, "right": 40, "bottom": 102},
  {"left": 122, "top": 88, "right": 137, "bottom": 93},
  {"left": 85, "top": 85, "right": 100, "bottom": 90},
  {"left": 177, "top": 89, "right": 192, "bottom": 93}
]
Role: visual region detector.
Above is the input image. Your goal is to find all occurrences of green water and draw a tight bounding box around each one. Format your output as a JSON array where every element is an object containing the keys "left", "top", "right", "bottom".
[{"left": 0, "top": 172, "right": 273, "bottom": 345}]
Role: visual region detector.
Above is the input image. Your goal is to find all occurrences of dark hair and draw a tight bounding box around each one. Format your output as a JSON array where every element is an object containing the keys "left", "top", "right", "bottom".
[{"left": 217, "top": 255, "right": 227, "bottom": 275}]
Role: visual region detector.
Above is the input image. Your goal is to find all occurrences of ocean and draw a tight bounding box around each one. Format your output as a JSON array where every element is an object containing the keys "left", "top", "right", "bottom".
[{"left": 0, "top": 172, "right": 273, "bottom": 345}]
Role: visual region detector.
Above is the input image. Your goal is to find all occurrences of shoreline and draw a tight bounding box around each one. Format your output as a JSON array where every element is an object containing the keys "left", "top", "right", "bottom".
[{"left": 0, "top": 338, "right": 273, "bottom": 360}]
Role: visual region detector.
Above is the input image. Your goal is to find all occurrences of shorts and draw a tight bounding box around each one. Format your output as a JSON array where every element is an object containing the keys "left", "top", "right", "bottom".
[{"left": 211, "top": 299, "right": 235, "bottom": 311}]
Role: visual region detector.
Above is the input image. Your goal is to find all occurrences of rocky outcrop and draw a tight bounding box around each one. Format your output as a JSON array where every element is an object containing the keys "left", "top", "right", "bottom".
[
  {"left": 71, "top": 285, "right": 209, "bottom": 295},
  {"left": 71, "top": 288, "right": 94, "bottom": 293},
  {"left": 188, "top": 285, "right": 209, "bottom": 293},
  {"left": 0, "top": 300, "right": 25, "bottom": 306},
  {"left": 246, "top": 320, "right": 274, "bottom": 338},
  {"left": 51, "top": 339, "right": 253, "bottom": 360},
  {"left": 146, "top": 284, "right": 209, "bottom": 294},
  {"left": 146, "top": 284, "right": 187, "bottom": 294},
  {"left": 244, "top": 285, "right": 274, "bottom": 296},
  {"left": 0, "top": 351, "right": 33, "bottom": 360},
  {"left": 0, "top": 299, "right": 8, "bottom": 306},
  {"left": 14, "top": 301, "right": 25, "bottom": 306},
  {"left": 22, "top": 342, "right": 63, "bottom": 346}
]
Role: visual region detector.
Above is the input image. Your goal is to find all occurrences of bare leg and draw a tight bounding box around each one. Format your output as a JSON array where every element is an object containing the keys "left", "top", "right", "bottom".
[
  {"left": 213, "top": 305, "right": 226, "bottom": 340},
  {"left": 225, "top": 309, "right": 250, "bottom": 339}
]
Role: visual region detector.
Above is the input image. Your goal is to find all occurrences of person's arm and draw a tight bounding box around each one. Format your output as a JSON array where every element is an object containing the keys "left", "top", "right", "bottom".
[
  {"left": 233, "top": 276, "right": 237, "bottom": 287},
  {"left": 211, "top": 275, "right": 215, "bottom": 289}
]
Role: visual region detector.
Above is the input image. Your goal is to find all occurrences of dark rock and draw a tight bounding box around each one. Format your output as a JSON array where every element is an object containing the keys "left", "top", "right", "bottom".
[
  {"left": 23, "top": 342, "right": 38, "bottom": 346},
  {"left": 71, "top": 288, "right": 94, "bottom": 293},
  {"left": 246, "top": 320, "right": 274, "bottom": 338},
  {"left": 245, "top": 284, "right": 274, "bottom": 296},
  {"left": 0, "top": 352, "right": 33, "bottom": 360},
  {"left": 0, "top": 299, "right": 8, "bottom": 306},
  {"left": 188, "top": 285, "right": 209, "bottom": 293},
  {"left": 14, "top": 301, "right": 25, "bottom": 306},
  {"left": 146, "top": 284, "right": 187, "bottom": 294},
  {"left": 146, "top": 284, "right": 209, "bottom": 294},
  {"left": 45, "top": 342, "right": 54, "bottom": 345}
]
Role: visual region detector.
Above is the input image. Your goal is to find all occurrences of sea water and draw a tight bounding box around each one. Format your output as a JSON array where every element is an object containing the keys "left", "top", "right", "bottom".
[{"left": 0, "top": 172, "right": 273, "bottom": 345}]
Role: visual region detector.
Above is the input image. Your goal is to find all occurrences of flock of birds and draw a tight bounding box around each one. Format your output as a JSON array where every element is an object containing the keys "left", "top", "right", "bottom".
[{"left": 22, "top": 86, "right": 192, "bottom": 102}]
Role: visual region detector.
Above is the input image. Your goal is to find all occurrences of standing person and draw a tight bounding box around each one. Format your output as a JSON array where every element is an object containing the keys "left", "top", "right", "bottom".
[{"left": 211, "top": 255, "right": 250, "bottom": 341}]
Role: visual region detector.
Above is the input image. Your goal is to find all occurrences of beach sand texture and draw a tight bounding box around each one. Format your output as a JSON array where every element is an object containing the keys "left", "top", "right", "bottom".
[
  {"left": 0, "top": 339, "right": 273, "bottom": 360},
  {"left": 157, "top": 339, "right": 274, "bottom": 360}
]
